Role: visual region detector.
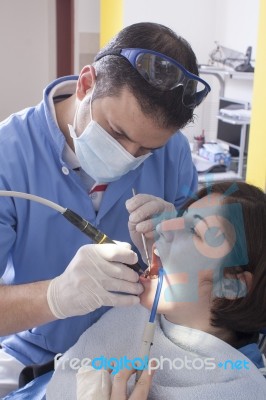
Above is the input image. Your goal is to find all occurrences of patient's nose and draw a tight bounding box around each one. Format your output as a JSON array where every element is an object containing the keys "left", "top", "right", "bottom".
[{"left": 156, "top": 217, "right": 185, "bottom": 241}]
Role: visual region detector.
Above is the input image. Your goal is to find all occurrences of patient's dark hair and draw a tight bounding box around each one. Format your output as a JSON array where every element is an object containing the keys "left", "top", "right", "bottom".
[
  {"left": 187, "top": 182, "right": 266, "bottom": 347},
  {"left": 93, "top": 22, "right": 199, "bottom": 130}
]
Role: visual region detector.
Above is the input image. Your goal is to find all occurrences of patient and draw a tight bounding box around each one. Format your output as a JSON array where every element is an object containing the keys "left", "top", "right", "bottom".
[{"left": 46, "top": 182, "right": 266, "bottom": 400}]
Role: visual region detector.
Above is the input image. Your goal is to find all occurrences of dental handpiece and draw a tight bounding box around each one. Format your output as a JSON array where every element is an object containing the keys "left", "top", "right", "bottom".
[
  {"left": 62, "top": 208, "right": 144, "bottom": 273},
  {"left": 0, "top": 190, "right": 144, "bottom": 274}
]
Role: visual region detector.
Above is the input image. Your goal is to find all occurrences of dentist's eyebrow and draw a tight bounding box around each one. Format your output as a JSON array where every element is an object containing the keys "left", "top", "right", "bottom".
[{"left": 110, "top": 122, "right": 164, "bottom": 151}]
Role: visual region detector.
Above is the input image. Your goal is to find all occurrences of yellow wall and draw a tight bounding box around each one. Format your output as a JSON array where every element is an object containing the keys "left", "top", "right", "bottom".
[
  {"left": 100, "top": 0, "right": 123, "bottom": 47},
  {"left": 246, "top": 0, "right": 266, "bottom": 191}
]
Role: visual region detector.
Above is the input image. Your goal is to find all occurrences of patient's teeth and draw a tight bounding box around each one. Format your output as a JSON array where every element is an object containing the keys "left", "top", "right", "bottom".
[{"left": 153, "top": 247, "right": 160, "bottom": 256}]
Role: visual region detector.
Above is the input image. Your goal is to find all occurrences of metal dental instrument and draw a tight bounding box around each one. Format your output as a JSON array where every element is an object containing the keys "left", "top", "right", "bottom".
[
  {"left": 0, "top": 190, "right": 144, "bottom": 274},
  {"left": 132, "top": 188, "right": 151, "bottom": 271}
]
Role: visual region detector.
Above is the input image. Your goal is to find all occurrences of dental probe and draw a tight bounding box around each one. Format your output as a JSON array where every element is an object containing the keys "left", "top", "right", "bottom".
[
  {"left": 132, "top": 188, "right": 151, "bottom": 271},
  {"left": 135, "top": 267, "right": 164, "bottom": 382},
  {"left": 0, "top": 190, "right": 144, "bottom": 274}
]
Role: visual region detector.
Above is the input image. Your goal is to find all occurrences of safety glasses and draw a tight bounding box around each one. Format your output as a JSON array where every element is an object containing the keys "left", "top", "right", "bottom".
[{"left": 95, "top": 48, "right": 211, "bottom": 108}]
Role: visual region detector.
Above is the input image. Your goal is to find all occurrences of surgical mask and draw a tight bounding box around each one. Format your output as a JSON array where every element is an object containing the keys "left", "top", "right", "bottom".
[{"left": 68, "top": 88, "right": 151, "bottom": 183}]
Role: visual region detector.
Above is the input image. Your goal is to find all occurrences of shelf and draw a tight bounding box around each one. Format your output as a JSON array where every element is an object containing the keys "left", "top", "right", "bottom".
[
  {"left": 217, "top": 115, "right": 250, "bottom": 125},
  {"left": 199, "top": 65, "right": 254, "bottom": 97},
  {"left": 199, "top": 65, "right": 254, "bottom": 80}
]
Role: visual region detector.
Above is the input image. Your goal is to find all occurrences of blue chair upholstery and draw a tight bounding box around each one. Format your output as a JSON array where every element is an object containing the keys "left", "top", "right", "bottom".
[{"left": 2, "top": 371, "right": 53, "bottom": 400}]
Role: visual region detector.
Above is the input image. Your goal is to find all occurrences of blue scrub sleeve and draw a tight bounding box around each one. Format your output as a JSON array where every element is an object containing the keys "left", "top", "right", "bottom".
[{"left": 0, "top": 194, "right": 17, "bottom": 277}]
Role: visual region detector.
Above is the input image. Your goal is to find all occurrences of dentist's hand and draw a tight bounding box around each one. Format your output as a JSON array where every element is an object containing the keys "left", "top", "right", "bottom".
[
  {"left": 110, "top": 367, "right": 155, "bottom": 400},
  {"left": 126, "top": 194, "right": 176, "bottom": 264},
  {"left": 76, "top": 365, "right": 155, "bottom": 400},
  {"left": 47, "top": 243, "right": 143, "bottom": 319}
]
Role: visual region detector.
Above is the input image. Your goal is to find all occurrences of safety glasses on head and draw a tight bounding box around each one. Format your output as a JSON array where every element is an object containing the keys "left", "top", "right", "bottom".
[{"left": 95, "top": 48, "right": 211, "bottom": 108}]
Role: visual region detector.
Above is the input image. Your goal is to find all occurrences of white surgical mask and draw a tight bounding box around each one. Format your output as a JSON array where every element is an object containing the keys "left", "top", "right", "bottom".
[{"left": 68, "top": 87, "right": 151, "bottom": 183}]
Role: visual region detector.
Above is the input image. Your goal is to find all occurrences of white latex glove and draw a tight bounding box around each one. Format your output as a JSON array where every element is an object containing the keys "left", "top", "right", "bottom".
[
  {"left": 125, "top": 194, "right": 176, "bottom": 264},
  {"left": 47, "top": 243, "right": 143, "bottom": 319},
  {"left": 76, "top": 366, "right": 111, "bottom": 400},
  {"left": 76, "top": 365, "right": 155, "bottom": 400}
]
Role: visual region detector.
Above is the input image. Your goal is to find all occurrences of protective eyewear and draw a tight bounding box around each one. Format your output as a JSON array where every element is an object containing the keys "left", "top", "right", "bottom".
[{"left": 95, "top": 48, "right": 211, "bottom": 108}]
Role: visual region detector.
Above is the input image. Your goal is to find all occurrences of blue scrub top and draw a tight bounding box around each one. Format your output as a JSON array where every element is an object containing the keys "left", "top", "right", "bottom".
[{"left": 0, "top": 76, "right": 198, "bottom": 365}]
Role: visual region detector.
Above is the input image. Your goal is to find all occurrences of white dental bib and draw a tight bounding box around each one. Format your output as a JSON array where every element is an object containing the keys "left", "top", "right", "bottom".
[{"left": 47, "top": 304, "right": 266, "bottom": 400}]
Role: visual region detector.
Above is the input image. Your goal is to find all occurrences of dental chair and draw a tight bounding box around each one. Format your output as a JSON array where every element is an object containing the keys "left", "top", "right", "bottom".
[{"left": 258, "top": 329, "right": 266, "bottom": 355}]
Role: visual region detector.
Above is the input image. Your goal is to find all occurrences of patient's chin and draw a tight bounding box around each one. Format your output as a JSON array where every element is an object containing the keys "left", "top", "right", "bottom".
[
  {"left": 139, "top": 290, "right": 154, "bottom": 310},
  {"left": 139, "top": 274, "right": 163, "bottom": 311}
]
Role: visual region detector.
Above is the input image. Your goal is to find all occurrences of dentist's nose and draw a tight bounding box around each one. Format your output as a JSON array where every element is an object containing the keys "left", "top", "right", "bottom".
[{"left": 123, "top": 142, "right": 148, "bottom": 157}]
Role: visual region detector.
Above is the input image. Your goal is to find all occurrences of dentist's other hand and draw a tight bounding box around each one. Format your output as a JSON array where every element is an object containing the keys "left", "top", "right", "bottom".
[
  {"left": 47, "top": 243, "right": 143, "bottom": 319},
  {"left": 76, "top": 366, "right": 155, "bottom": 400},
  {"left": 126, "top": 194, "right": 176, "bottom": 263},
  {"left": 110, "top": 367, "right": 155, "bottom": 400}
]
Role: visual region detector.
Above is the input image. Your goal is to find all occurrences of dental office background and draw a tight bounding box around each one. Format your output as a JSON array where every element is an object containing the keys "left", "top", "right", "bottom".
[{"left": 0, "top": 0, "right": 265, "bottom": 190}]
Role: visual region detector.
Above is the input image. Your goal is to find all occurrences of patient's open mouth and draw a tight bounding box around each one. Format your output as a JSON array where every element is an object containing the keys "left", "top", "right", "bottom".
[{"left": 143, "top": 246, "right": 161, "bottom": 279}]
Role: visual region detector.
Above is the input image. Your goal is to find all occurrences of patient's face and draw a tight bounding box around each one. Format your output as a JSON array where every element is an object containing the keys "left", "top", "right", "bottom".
[{"left": 139, "top": 193, "right": 243, "bottom": 314}]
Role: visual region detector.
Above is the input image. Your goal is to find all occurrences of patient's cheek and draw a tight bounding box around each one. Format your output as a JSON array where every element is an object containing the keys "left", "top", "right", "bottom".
[
  {"left": 139, "top": 287, "right": 155, "bottom": 310},
  {"left": 139, "top": 272, "right": 189, "bottom": 311}
]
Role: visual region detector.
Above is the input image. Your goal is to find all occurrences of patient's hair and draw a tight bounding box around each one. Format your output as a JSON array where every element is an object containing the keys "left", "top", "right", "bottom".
[
  {"left": 93, "top": 22, "right": 199, "bottom": 130},
  {"left": 190, "top": 182, "right": 266, "bottom": 346}
]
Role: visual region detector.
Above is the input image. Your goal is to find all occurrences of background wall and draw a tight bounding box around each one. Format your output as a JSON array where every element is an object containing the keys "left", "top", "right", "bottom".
[
  {"left": 74, "top": 0, "right": 100, "bottom": 73},
  {"left": 246, "top": 0, "right": 266, "bottom": 190},
  {"left": 122, "top": 0, "right": 259, "bottom": 142},
  {"left": 0, "top": 0, "right": 259, "bottom": 143},
  {"left": 123, "top": 0, "right": 258, "bottom": 68},
  {"left": 0, "top": 0, "right": 56, "bottom": 121}
]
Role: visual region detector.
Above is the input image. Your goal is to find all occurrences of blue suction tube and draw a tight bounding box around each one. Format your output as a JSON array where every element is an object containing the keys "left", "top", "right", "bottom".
[{"left": 149, "top": 267, "right": 165, "bottom": 323}]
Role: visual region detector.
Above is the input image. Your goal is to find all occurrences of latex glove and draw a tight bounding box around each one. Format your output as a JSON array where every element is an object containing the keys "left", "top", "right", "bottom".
[
  {"left": 126, "top": 194, "right": 176, "bottom": 264},
  {"left": 110, "top": 367, "right": 155, "bottom": 400},
  {"left": 76, "top": 365, "right": 155, "bottom": 400},
  {"left": 76, "top": 366, "right": 111, "bottom": 400},
  {"left": 47, "top": 243, "right": 143, "bottom": 319}
]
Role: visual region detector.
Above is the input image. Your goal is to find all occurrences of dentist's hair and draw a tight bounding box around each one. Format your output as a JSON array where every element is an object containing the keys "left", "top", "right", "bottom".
[{"left": 93, "top": 22, "right": 199, "bottom": 130}]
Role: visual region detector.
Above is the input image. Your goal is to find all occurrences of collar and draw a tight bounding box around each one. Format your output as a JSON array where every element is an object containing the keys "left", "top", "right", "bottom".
[
  {"left": 46, "top": 78, "right": 80, "bottom": 170},
  {"left": 159, "top": 314, "right": 212, "bottom": 351},
  {"left": 160, "top": 315, "right": 265, "bottom": 370}
]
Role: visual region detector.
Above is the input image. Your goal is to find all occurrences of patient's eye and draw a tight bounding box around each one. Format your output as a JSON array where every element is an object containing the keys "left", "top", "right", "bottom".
[{"left": 190, "top": 226, "right": 201, "bottom": 238}]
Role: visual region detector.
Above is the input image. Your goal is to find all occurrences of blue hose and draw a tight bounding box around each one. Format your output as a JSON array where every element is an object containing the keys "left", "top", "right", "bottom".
[{"left": 149, "top": 268, "right": 165, "bottom": 323}]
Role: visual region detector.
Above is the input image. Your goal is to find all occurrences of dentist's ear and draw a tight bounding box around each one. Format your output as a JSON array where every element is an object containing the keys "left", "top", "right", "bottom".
[{"left": 76, "top": 65, "right": 97, "bottom": 100}]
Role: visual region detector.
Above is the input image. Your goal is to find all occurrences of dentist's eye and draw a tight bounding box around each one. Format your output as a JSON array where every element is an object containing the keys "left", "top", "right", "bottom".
[{"left": 110, "top": 128, "right": 123, "bottom": 137}]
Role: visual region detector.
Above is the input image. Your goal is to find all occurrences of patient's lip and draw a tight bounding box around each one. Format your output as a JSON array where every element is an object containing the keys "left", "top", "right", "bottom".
[{"left": 143, "top": 245, "right": 162, "bottom": 278}]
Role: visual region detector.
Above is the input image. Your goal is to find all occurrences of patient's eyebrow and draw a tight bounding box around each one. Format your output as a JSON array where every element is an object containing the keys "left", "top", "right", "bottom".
[{"left": 193, "top": 214, "right": 209, "bottom": 227}]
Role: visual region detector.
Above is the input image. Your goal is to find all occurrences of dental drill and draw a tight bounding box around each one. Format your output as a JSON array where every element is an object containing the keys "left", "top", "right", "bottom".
[{"left": 0, "top": 190, "right": 144, "bottom": 273}]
